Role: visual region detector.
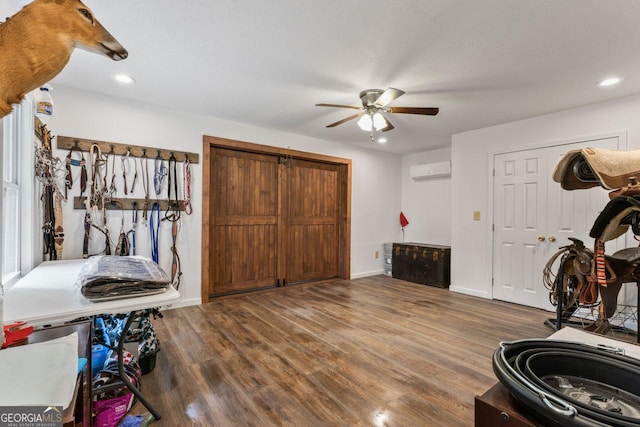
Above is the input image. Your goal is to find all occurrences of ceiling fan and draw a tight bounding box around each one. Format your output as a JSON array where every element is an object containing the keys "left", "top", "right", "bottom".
[{"left": 316, "top": 87, "right": 439, "bottom": 133}]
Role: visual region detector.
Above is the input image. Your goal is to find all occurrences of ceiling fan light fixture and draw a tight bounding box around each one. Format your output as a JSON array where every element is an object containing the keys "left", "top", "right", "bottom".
[
  {"left": 317, "top": 87, "right": 439, "bottom": 132},
  {"left": 357, "top": 114, "right": 373, "bottom": 131},
  {"left": 372, "top": 112, "right": 386, "bottom": 130}
]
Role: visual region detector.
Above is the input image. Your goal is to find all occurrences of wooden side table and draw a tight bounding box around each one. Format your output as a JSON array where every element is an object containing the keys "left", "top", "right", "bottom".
[{"left": 475, "top": 383, "right": 543, "bottom": 427}]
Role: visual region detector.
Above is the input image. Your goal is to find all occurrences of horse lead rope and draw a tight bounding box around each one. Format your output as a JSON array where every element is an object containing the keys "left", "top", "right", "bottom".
[
  {"left": 108, "top": 149, "right": 117, "bottom": 199},
  {"left": 141, "top": 155, "right": 150, "bottom": 223},
  {"left": 127, "top": 202, "right": 138, "bottom": 256},
  {"left": 130, "top": 154, "right": 139, "bottom": 193},
  {"left": 83, "top": 211, "right": 91, "bottom": 258},
  {"left": 160, "top": 153, "right": 182, "bottom": 287},
  {"left": 121, "top": 150, "right": 131, "bottom": 195},
  {"left": 170, "top": 221, "right": 181, "bottom": 289},
  {"left": 183, "top": 158, "right": 193, "bottom": 215},
  {"left": 150, "top": 202, "right": 161, "bottom": 263}
]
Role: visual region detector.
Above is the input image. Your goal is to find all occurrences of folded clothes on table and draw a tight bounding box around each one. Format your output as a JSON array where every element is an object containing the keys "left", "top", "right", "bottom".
[{"left": 78, "top": 256, "right": 171, "bottom": 301}]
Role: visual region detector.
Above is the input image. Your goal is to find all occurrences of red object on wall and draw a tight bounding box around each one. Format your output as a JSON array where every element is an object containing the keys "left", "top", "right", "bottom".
[{"left": 400, "top": 212, "right": 409, "bottom": 228}]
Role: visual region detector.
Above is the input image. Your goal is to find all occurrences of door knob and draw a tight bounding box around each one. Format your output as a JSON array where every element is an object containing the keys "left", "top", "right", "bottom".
[
  {"left": 548, "top": 235, "right": 556, "bottom": 242},
  {"left": 538, "top": 235, "right": 546, "bottom": 242}
]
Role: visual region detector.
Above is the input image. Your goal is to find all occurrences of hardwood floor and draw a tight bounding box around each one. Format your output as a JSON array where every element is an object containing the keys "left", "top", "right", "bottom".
[{"left": 133, "top": 275, "right": 555, "bottom": 426}]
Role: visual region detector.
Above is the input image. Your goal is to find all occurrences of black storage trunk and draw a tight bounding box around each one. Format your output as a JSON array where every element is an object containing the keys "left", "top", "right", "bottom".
[{"left": 392, "top": 242, "right": 451, "bottom": 288}]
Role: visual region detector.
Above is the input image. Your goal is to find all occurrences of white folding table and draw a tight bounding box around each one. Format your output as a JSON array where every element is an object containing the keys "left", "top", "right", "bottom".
[{"left": 4, "top": 258, "right": 181, "bottom": 420}]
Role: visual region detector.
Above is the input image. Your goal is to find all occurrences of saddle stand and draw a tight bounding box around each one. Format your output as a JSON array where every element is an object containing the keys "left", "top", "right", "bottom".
[{"left": 547, "top": 148, "right": 640, "bottom": 340}]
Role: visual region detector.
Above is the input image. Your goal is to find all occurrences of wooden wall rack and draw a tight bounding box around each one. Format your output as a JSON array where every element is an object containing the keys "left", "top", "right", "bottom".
[
  {"left": 73, "top": 197, "right": 185, "bottom": 211},
  {"left": 34, "top": 117, "right": 46, "bottom": 141},
  {"left": 56, "top": 135, "right": 199, "bottom": 164}
]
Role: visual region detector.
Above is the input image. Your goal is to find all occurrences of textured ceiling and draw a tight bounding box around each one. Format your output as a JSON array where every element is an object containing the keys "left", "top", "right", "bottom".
[{"left": 9, "top": 0, "right": 640, "bottom": 154}]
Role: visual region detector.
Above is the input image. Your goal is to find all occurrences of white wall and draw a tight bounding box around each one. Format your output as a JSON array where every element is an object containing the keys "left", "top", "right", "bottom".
[
  {"left": 450, "top": 93, "right": 640, "bottom": 299},
  {"left": 1, "top": 3, "right": 16, "bottom": 18},
  {"left": 400, "top": 147, "right": 451, "bottom": 245},
  {"left": 45, "top": 86, "right": 401, "bottom": 306}
]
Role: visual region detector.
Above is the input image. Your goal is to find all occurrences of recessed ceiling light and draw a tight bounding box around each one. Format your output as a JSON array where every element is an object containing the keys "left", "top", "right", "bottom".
[
  {"left": 377, "top": 137, "right": 387, "bottom": 144},
  {"left": 114, "top": 74, "right": 135, "bottom": 84},
  {"left": 597, "top": 77, "right": 621, "bottom": 87}
]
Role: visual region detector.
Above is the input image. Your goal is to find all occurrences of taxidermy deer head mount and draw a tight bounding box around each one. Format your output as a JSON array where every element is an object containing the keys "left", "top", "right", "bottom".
[{"left": 0, "top": 0, "right": 128, "bottom": 118}]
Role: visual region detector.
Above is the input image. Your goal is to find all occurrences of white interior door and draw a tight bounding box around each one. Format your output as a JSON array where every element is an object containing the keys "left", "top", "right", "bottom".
[
  {"left": 492, "top": 137, "right": 619, "bottom": 310},
  {"left": 493, "top": 148, "right": 549, "bottom": 308}
]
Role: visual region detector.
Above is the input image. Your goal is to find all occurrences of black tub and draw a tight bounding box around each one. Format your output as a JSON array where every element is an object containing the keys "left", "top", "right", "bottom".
[{"left": 493, "top": 339, "right": 640, "bottom": 426}]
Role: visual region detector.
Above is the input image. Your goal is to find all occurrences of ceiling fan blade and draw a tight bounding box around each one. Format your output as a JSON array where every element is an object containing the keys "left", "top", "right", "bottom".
[
  {"left": 388, "top": 106, "right": 439, "bottom": 115},
  {"left": 316, "top": 103, "right": 362, "bottom": 110},
  {"left": 380, "top": 115, "right": 395, "bottom": 132},
  {"left": 374, "top": 88, "right": 405, "bottom": 108},
  {"left": 326, "top": 113, "right": 363, "bottom": 128}
]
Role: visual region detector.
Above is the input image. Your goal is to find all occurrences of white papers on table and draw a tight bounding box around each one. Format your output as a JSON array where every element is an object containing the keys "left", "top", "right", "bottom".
[
  {"left": 0, "top": 332, "right": 78, "bottom": 408},
  {"left": 549, "top": 327, "right": 640, "bottom": 360}
]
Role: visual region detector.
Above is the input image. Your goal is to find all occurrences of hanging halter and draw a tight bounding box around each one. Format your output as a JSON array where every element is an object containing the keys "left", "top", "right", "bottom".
[
  {"left": 121, "top": 149, "right": 132, "bottom": 195},
  {"left": 89, "top": 143, "right": 107, "bottom": 208},
  {"left": 90, "top": 221, "right": 112, "bottom": 256},
  {"left": 115, "top": 204, "right": 130, "bottom": 256},
  {"left": 153, "top": 154, "right": 167, "bottom": 197},
  {"left": 164, "top": 153, "right": 180, "bottom": 222},
  {"left": 116, "top": 231, "right": 130, "bottom": 255},
  {"left": 85, "top": 177, "right": 112, "bottom": 257}
]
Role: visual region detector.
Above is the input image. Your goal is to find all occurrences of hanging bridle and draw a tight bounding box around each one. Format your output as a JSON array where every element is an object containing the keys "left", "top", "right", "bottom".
[
  {"left": 65, "top": 143, "right": 87, "bottom": 198},
  {"left": 35, "top": 126, "right": 65, "bottom": 261},
  {"left": 84, "top": 143, "right": 111, "bottom": 257}
]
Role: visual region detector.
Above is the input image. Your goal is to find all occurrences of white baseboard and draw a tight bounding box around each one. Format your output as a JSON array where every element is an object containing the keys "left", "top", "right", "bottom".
[
  {"left": 449, "top": 285, "right": 490, "bottom": 299},
  {"left": 163, "top": 297, "right": 201, "bottom": 310},
  {"left": 350, "top": 269, "right": 385, "bottom": 279}
]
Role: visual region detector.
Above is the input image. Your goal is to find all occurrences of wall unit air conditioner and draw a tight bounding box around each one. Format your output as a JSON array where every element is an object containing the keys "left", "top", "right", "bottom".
[{"left": 409, "top": 160, "right": 451, "bottom": 180}]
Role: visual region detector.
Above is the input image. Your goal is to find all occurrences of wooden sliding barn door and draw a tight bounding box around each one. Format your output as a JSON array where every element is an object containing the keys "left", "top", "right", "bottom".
[
  {"left": 203, "top": 137, "right": 351, "bottom": 300},
  {"left": 210, "top": 148, "right": 279, "bottom": 295},
  {"left": 282, "top": 159, "right": 340, "bottom": 284}
]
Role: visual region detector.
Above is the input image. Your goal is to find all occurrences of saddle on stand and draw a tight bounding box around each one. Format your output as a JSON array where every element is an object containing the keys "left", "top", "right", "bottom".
[
  {"left": 547, "top": 147, "right": 640, "bottom": 336},
  {"left": 553, "top": 147, "right": 640, "bottom": 191}
]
